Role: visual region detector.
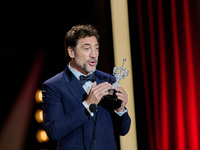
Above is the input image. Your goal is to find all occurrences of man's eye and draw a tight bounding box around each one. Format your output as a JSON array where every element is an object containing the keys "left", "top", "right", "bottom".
[{"left": 84, "top": 47, "right": 90, "bottom": 50}]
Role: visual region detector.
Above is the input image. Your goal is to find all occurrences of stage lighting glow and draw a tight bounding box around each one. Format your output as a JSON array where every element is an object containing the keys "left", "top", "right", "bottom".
[
  {"left": 35, "top": 109, "right": 43, "bottom": 123},
  {"left": 36, "top": 129, "right": 49, "bottom": 143},
  {"left": 35, "top": 89, "right": 42, "bottom": 103}
]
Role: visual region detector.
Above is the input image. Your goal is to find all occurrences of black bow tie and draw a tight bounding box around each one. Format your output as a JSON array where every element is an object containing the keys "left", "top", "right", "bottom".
[{"left": 79, "top": 73, "right": 95, "bottom": 85}]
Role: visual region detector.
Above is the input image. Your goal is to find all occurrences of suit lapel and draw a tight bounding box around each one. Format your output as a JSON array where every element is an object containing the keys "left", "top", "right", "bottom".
[{"left": 63, "top": 66, "right": 87, "bottom": 103}]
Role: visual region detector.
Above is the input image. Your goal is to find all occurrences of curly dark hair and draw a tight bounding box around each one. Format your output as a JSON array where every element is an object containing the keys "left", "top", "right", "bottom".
[{"left": 64, "top": 24, "right": 100, "bottom": 60}]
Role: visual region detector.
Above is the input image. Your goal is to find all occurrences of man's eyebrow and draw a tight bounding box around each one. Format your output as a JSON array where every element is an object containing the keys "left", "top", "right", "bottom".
[{"left": 82, "top": 43, "right": 99, "bottom": 47}]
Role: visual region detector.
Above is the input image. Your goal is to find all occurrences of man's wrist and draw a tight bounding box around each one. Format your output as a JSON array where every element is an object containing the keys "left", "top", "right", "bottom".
[
  {"left": 114, "top": 107, "right": 127, "bottom": 116},
  {"left": 115, "top": 107, "right": 125, "bottom": 113},
  {"left": 85, "top": 99, "right": 92, "bottom": 106},
  {"left": 82, "top": 101, "right": 94, "bottom": 116}
]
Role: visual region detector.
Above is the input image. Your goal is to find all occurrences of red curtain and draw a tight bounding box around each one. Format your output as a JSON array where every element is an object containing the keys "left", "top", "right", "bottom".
[{"left": 132, "top": 0, "right": 200, "bottom": 149}]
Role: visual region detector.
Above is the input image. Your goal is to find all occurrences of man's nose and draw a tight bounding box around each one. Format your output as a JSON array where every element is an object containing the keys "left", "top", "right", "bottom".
[{"left": 90, "top": 48, "right": 96, "bottom": 57}]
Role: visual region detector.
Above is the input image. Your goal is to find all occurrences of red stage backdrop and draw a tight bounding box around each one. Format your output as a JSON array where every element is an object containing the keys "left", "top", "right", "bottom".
[{"left": 129, "top": 0, "right": 200, "bottom": 149}]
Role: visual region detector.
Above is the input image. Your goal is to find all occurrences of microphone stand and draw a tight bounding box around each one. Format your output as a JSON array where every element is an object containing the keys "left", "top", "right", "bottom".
[
  {"left": 93, "top": 114, "right": 96, "bottom": 150},
  {"left": 89, "top": 104, "right": 98, "bottom": 150}
]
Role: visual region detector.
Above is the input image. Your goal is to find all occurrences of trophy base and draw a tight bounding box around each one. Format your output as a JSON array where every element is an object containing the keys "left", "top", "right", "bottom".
[{"left": 100, "top": 89, "right": 122, "bottom": 109}]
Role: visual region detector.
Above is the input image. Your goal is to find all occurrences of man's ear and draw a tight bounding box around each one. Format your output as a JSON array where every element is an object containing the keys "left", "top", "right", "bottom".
[{"left": 68, "top": 46, "right": 75, "bottom": 58}]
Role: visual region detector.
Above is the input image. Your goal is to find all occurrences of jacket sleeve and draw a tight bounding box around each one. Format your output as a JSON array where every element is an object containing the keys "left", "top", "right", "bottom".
[
  {"left": 111, "top": 110, "right": 131, "bottom": 136},
  {"left": 42, "top": 83, "right": 90, "bottom": 142}
]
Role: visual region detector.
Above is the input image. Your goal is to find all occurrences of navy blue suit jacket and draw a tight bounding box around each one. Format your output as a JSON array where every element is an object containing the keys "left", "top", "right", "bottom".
[{"left": 42, "top": 65, "right": 131, "bottom": 150}]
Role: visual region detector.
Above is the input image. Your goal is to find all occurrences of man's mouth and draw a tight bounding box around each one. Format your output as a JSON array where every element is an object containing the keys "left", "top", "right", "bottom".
[{"left": 88, "top": 60, "right": 97, "bottom": 66}]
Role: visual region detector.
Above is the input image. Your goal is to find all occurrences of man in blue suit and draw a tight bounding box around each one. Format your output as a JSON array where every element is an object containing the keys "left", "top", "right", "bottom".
[{"left": 42, "top": 25, "right": 131, "bottom": 150}]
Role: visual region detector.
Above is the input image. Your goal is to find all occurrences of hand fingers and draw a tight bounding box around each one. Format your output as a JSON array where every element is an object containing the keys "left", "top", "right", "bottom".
[
  {"left": 116, "top": 94, "right": 127, "bottom": 105},
  {"left": 92, "top": 81, "right": 97, "bottom": 87},
  {"left": 89, "top": 82, "right": 112, "bottom": 102},
  {"left": 115, "top": 88, "right": 128, "bottom": 106},
  {"left": 116, "top": 92, "right": 128, "bottom": 100},
  {"left": 115, "top": 87, "right": 128, "bottom": 98},
  {"left": 114, "top": 87, "right": 128, "bottom": 112},
  {"left": 115, "top": 86, "right": 126, "bottom": 94},
  {"left": 92, "top": 82, "right": 112, "bottom": 93},
  {"left": 96, "top": 83, "right": 112, "bottom": 97}
]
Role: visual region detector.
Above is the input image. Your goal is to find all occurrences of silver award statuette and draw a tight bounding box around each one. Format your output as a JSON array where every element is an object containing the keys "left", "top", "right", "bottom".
[
  {"left": 100, "top": 58, "right": 129, "bottom": 109},
  {"left": 112, "top": 58, "right": 129, "bottom": 88}
]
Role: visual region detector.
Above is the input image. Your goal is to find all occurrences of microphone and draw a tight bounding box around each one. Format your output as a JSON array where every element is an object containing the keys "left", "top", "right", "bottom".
[{"left": 89, "top": 104, "right": 98, "bottom": 113}]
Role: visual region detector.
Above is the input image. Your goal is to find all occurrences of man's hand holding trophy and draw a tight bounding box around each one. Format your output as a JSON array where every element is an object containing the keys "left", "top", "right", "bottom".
[{"left": 100, "top": 58, "right": 129, "bottom": 109}]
